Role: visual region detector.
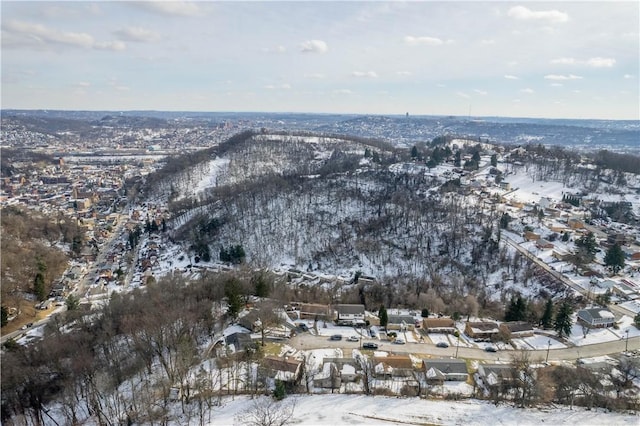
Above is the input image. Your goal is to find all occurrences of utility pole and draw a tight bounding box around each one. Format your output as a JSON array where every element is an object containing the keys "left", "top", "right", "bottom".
[
  {"left": 625, "top": 329, "right": 629, "bottom": 353},
  {"left": 455, "top": 334, "right": 460, "bottom": 358},
  {"left": 545, "top": 339, "right": 551, "bottom": 363}
]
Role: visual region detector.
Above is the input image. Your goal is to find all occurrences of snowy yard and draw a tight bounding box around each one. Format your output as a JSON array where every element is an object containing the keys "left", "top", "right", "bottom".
[
  {"left": 512, "top": 335, "right": 567, "bottom": 350},
  {"left": 206, "top": 394, "right": 640, "bottom": 426}
]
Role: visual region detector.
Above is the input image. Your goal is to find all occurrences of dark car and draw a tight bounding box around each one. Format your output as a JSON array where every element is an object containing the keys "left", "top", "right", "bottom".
[
  {"left": 485, "top": 346, "right": 498, "bottom": 352},
  {"left": 362, "top": 342, "right": 379, "bottom": 349},
  {"left": 330, "top": 334, "right": 342, "bottom": 341},
  {"left": 436, "top": 342, "right": 449, "bottom": 348}
]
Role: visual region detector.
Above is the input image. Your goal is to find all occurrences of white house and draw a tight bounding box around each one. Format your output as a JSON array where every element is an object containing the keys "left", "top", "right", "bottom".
[{"left": 577, "top": 308, "right": 615, "bottom": 328}]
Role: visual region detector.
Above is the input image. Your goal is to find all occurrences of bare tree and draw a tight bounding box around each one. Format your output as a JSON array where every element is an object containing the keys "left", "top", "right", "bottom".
[{"left": 234, "top": 396, "right": 296, "bottom": 426}]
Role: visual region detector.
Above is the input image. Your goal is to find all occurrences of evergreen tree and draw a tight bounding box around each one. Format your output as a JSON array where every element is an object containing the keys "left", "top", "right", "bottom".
[
  {"left": 490, "top": 154, "right": 498, "bottom": 167},
  {"left": 225, "top": 279, "right": 244, "bottom": 319},
  {"left": 421, "top": 308, "right": 430, "bottom": 318},
  {"left": 273, "top": 379, "right": 286, "bottom": 400},
  {"left": 604, "top": 243, "right": 625, "bottom": 274},
  {"left": 66, "top": 294, "right": 80, "bottom": 311},
  {"left": 1, "top": 306, "right": 8, "bottom": 327},
  {"left": 541, "top": 298, "right": 554, "bottom": 329},
  {"left": 634, "top": 313, "right": 640, "bottom": 329},
  {"left": 575, "top": 232, "right": 597, "bottom": 263},
  {"left": 554, "top": 300, "right": 573, "bottom": 339},
  {"left": 34, "top": 272, "right": 46, "bottom": 302},
  {"left": 472, "top": 150, "right": 481, "bottom": 164},
  {"left": 411, "top": 145, "right": 419, "bottom": 159},
  {"left": 500, "top": 213, "right": 511, "bottom": 229},
  {"left": 454, "top": 151, "right": 461, "bottom": 167},
  {"left": 505, "top": 295, "right": 527, "bottom": 322},
  {"left": 378, "top": 305, "right": 388, "bottom": 328}
]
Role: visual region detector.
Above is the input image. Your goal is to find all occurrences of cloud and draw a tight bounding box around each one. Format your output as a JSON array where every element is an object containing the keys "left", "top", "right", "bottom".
[
  {"left": 3, "top": 20, "right": 95, "bottom": 49},
  {"left": 404, "top": 36, "right": 449, "bottom": 46},
  {"left": 77, "top": 82, "right": 91, "bottom": 87},
  {"left": 300, "top": 39, "right": 328, "bottom": 53},
  {"left": 504, "top": 75, "right": 519, "bottom": 80},
  {"left": 264, "top": 83, "right": 291, "bottom": 90},
  {"left": 113, "top": 27, "right": 161, "bottom": 43},
  {"left": 304, "top": 73, "right": 325, "bottom": 79},
  {"left": 352, "top": 71, "right": 378, "bottom": 78},
  {"left": 3, "top": 20, "right": 127, "bottom": 51},
  {"left": 474, "top": 89, "right": 488, "bottom": 96},
  {"left": 520, "top": 88, "right": 535, "bottom": 94},
  {"left": 550, "top": 83, "right": 564, "bottom": 87},
  {"left": 624, "top": 74, "right": 634, "bottom": 79},
  {"left": 396, "top": 71, "right": 412, "bottom": 76},
  {"left": 95, "top": 41, "right": 127, "bottom": 51},
  {"left": 480, "top": 39, "right": 495, "bottom": 45},
  {"left": 507, "top": 6, "right": 569, "bottom": 23},
  {"left": 134, "top": 1, "right": 202, "bottom": 17},
  {"left": 262, "top": 45, "right": 286, "bottom": 54},
  {"left": 551, "top": 57, "right": 576, "bottom": 65},
  {"left": 456, "top": 91, "right": 470, "bottom": 99},
  {"left": 333, "top": 89, "right": 353, "bottom": 95},
  {"left": 544, "top": 74, "right": 583, "bottom": 80},
  {"left": 551, "top": 57, "right": 616, "bottom": 68},
  {"left": 586, "top": 57, "right": 616, "bottom": 68}
]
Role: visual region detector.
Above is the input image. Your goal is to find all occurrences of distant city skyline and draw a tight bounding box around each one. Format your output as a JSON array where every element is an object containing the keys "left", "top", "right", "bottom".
[{"left": 1, "top": 1, "right": 638, "bottom": 120}]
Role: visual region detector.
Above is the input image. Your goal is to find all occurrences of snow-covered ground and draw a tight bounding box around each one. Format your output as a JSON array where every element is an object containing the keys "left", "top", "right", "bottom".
[{"left": 205, "top": 394, "right": 640, "bottom": 426}]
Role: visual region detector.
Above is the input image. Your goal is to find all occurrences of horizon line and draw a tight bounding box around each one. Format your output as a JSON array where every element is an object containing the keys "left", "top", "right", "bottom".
[{"left": 2, "top": 108, "right": 638, "bottom": 122}]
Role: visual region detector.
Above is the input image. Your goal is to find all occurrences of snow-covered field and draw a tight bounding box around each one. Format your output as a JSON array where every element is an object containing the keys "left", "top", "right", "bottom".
[{"left": 206, "top": 394, "right": 640, "bottom": 425}]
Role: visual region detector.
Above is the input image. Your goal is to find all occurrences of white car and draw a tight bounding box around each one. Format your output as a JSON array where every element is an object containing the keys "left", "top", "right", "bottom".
[
  {"left": 394, "top": 338, "right": 406, "bottom": 344},
  {"left": 346, "top": 336, "right": 359, "bottom": 342}
]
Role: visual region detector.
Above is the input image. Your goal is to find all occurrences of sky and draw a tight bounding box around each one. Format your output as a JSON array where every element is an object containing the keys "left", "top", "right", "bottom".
[{"left": 1, "top": 1, "right": 638, "bottom": 120}]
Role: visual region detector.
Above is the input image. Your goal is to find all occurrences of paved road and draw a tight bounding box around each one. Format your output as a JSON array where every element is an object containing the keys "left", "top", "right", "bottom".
[
  {"left": 290, "top": 333, "right": 640, "bottom": 362},
  {"left": 502, "top": 235, "right": 636, "bottom": 318},
  {"left": 1, "top": 212, "right": 128, "bottom": 345}
]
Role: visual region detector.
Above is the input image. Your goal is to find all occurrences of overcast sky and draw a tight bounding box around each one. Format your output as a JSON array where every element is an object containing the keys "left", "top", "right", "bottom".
[{"left": 2, "top": 1, "right": 638, "bottom": 120}]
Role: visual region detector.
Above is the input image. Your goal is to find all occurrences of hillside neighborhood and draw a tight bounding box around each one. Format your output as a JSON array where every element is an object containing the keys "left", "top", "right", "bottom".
[{"left": 2, "top": 124, "right": 640, "bottom": 424}]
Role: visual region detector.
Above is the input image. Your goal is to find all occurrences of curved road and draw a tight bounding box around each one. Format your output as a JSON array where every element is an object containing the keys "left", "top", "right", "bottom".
[{"left": 290, "top": 333, "right": 640, "bottom": 362}]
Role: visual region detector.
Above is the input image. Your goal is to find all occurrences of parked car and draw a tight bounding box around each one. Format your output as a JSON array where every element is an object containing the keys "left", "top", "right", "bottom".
[
  {"left": 330, "top": 334, "right": 342, "bottom": 341},
  {"left": 394, "top": 338, "right": 406, "bottom": 344},
  {"left": 346, "top": 336, "right": 359, "bottom": 342},
  {"left": 485, "top": 346, "right": 498, "bottom": 352},
  {"left": 436, "top": 342, "right": 449, "bottom": 348},
  {"left": 362, "top": 342, "right": 379, "bottom": 349}
]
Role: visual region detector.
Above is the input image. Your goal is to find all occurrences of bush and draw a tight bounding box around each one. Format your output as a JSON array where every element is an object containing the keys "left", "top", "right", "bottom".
[{"left": 273, "top": 379, "right": 286, "bottom": 400}]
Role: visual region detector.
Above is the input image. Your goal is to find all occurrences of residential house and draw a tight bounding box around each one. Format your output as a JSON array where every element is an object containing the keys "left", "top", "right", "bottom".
[
  {"left": 499, "top": 321, "right": 535, "bottom": 338},
  {"left": 314, "top": 357, "right": 360, "bottom": 389},
  {"left": 524, "top": 231, "right": 540, "bottom": 241},
  {"left": 314, "top": 362, "right": 342, "bottom": 389},
  {"left": 298, "top": 303, "right": 330, "bottom": 320},
  {"left": 536, "top": 239, "right": 554, "bottom": 250},
  {"left": 552, "top": 249, "right": 572, "bottom": 262},
  {"left": 568, "top": 218, "right": 585, "bottom": 229},
  {"left": 387, "top": 314, "right": 416, "bottom": 331},
  {"left": 577, "top": 308, "right": 615, "bottom": 329},
  {"left": 465, "top": 321, "right": 500, "bottom": 340},
  {"left": 373, "top": 354, "right": 414, "bottom": 379},
  {"left": 423, "top": 318, "right": 456, "bottom": 334},
  {"left": 422, "top": 359, "right": 469, "bottom": 384},
  {"left": 334, "top": 304, "right": 365, "bottom": 326},
  {"left": 612, "top": 281, "right": 639, "bottom": 300},
  {"left": 261, "top": 356, "right": 304, "bottom": 386},
  {"left": 224, "top": 332, "right": 257, "bottom": 352},
  {"left": 477, "top": 363, "right": 514, "bottom": 388}
]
